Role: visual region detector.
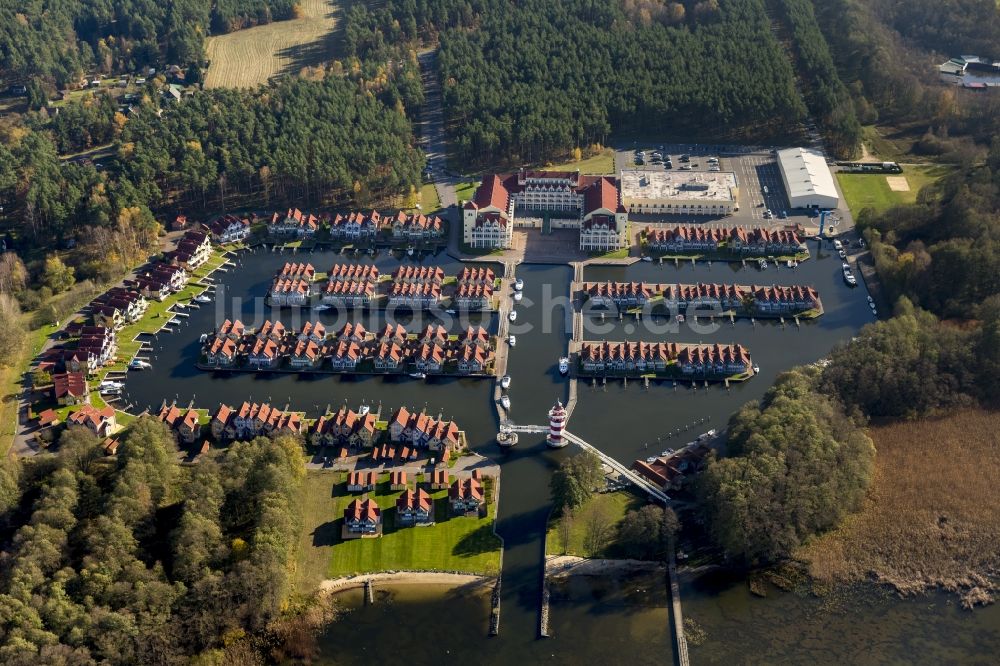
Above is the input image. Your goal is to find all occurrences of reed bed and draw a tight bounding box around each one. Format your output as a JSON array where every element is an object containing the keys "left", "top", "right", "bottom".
[{"left": 798, "top": 409, "right": 1000, "bottom": 607}]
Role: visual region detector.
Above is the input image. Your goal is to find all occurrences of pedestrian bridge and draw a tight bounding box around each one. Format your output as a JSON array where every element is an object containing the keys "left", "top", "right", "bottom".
[{"left": 505, "top": 424, "right": 670, "bottom": 503}]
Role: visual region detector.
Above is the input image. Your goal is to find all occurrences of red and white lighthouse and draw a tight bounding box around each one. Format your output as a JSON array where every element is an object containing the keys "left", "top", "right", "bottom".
[{"left": 546, "top": 399, "right": 568, "bottom": 448}]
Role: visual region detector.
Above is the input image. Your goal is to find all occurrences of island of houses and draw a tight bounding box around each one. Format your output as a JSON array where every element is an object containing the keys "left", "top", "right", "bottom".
[
  {"left": 267, "top": 262, "right": 500, "bottom": 311},
  {"left": 200, "top": 319, "right": 496, "bottom": 376},
  {"left": 580, "top": 280, "right": 822, "bottom": 317},
  {"left": 578, "top": 341, "right": 754, "bottom": 378}
]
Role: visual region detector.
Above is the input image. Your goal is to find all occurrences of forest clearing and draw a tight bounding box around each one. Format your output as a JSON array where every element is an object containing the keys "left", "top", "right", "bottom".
[{"left": 204, "top": 0, "right": 341, "bottom": 89}]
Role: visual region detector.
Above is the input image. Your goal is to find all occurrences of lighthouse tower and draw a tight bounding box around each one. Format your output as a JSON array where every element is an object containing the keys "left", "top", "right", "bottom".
[{"left": 546, "top": 399, "right": 568, "bottom": 448}]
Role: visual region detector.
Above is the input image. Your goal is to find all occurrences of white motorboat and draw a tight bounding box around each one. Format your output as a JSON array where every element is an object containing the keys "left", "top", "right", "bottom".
[
  {"left": 514, "top": 278, "right": 524, "bottom": 291},
  {"left": 513, "top": 291, "right": 522, "bottom": 302},
  {"left": 500, "top": 395, "right": 511, "bottom": 410},
  {"left": 313, "top": 304, "right": 332, "bottom": 312},
  {"left": 100, "top": 387, "right": 121, "bottom": 396},
  {"left": 641, "top": 256, "right": 653, "bottom": 262},
  {"left": 194, "top": 294, "right": 212, "bottom": 303},
  {"left": 409, "top": 372, "right": 427, "bottom": 379},
  {"left": 786, "top": 260, "right": 794, "bottom": 269},
  {"left": 676, "top": 314, "right": 685, "bottom": 323},
  {"left": 508, "top": 310, "right": 517, "bottom": 322},
  {"left": 558, "top": 357, "right": 569, "bottom": 375},
  {"left": 130, "top": 359, "right": 151, "bottom": 370},
  {"left": 871, "top": 307, "right": 878, "bottom": 316},
  {"left": 199, "top": 333, "right": 209, "bottom": 343},
  {"left": 167, "top": 317, "right": 181, "bottom": 325},
  {"left": 99, "top": 380, "right": 124, "bottom": 390},
  {"left": 867, "top": 296, "right": 874, "bottom": 305},
  {"left": 646, "top": 456, "right": 657, "bottom": 463},
  {"left": 406, "top": 246, "right": 415, "bottom": 256},
  {"left": 508, "top": 335, "right": 516, "bottom": 346},
  {"left": 752, "top": 364, "right": 760, "bottom": 374},
  {"left": 358, "top": 405, "right": 371, "bottom": 416},
  {"left": 758, "top": 259, "right": 767, "bottom": 269},
  {"left": 500, "top": 375, "right": 511, "bottom": 389},
  {"left": 445, "top": 308, "right": 457, "bottom": 315}
]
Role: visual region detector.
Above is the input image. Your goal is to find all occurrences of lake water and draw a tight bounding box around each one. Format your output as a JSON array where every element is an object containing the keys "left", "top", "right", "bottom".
[{"left": 121, "top": 242, "right": 1000, "bottom": 663}]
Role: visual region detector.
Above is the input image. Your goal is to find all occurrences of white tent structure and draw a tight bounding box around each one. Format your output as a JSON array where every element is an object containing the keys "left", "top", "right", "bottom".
[{"left": 776, "top": 147, "right": 839, "bottom": 209}]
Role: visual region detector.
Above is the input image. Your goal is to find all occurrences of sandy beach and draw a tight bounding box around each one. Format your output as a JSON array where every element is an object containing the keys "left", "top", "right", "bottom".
[
  {"left": 545, "top": 555, "right": 665, "bottom": 578},
  {"left": 319, "top": 571, "right": 495, "bottom": 594}
]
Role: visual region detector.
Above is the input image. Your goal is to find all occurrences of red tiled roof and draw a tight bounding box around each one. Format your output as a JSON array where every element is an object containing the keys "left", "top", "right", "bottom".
[{"left": 473, "top": 175, "right": 510, "bottom": 211}]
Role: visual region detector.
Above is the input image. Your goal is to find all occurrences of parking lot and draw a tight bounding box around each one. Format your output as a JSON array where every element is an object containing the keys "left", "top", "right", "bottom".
[{"left": 612, "top": 143, "right": 834, "bottom": 231}]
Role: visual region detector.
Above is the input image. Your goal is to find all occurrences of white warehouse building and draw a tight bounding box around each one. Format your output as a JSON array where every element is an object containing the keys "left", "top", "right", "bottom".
[{"left": 776, "top": 147, "right": 839, "bottom": 209}]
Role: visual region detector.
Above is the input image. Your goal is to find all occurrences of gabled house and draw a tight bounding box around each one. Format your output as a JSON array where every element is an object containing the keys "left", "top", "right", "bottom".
[
  {"left": 449, "top": 477, "right": 484, "bottom": 515},
  {"left": 389, "top": 470, "right": 408, "bottom": 490},
  {"left": 269, "top": 208, "right": 319, "bottom": 237},
  {"left": 396, "top": 488, "right": 433, "bottom": 525},
  {"left": 157, "top": 402, "right": 201, "bottom": 444},
  {"left": 347, "top": 470, "right": 378, "bottom": 492},
  {"left": 52, "top": 372, "right": 88, "bottom": 406},
  {"left": 206, "top": 214, "right": 251, "bottom": 244},
  {"left": 429, "top": 468, "right": 450, "bottom": 490},
  {"left": 68, "top": 405, "right": 117, "bottom": 438},
  {"left": 204, "top": 335, "right": 238, "bottom": 367},
  {"left": 343, "top": 498, "right": 381, "bottom": 536}
]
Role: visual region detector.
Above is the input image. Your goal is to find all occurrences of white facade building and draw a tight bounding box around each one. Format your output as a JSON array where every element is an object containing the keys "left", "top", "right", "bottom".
[{"left": 776, "top": 147, "right": 839, "bottom": 209}]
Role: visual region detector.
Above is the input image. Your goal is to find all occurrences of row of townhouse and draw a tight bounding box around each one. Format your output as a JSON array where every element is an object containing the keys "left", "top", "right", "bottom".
[
  {"left": 269, "top": 208, "right": 448, "bottom": 242},
  {"left": 329, "top": 210, "right": 447, "bottom": 241},
  {"left": 210, "top": 401, "right": 305, "bottom": 441},
  {"left": 91, "top": 286, "right": 149, "bottom": 330},
  {"left": 269, "top": 208, "right": 319, "bottom": 237},
  {"left": 645, "top": 225, "right": 804, "bottom": 254},
  {"left": 202, "top": 320, "right": 495, "bottom": 374},
  {"left": 128, "top": 262, "right": 189, "bottom": 301},
  {"left": 49, "top": 324, "right": 118, "bottom": 375},
  {"left": 323, "top": 263, "right": 380, "bottom": 307},
  {"left": 343, "top": 473, "right": 486, "bottom": 535},
  {"left": 388, "top": 406, "right": 462, "bottom": 452},
  {"left": 391, "top": 265, "right": 446, "bottom": 284},
  {"left": 310, "top": 407, "right": 378, "bottom": 448},
  {"left": 387, "top": 281, "right": 442, "bottom": 309},
  {"left": 163, "top": 229, "right": 212, "bottom": 270},
  {"left": 584, "top": 280, "right": 820, "bottom": 313},
  {"left": 579, "top": 341, "right": 752, "bottom": 376}
]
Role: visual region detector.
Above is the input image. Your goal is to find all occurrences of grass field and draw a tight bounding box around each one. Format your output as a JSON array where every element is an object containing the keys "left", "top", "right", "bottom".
[
  {"left": 543, "top": 148, "right": 616, "bottom": 175},
  {"left": 294, "top": 470, "right": 502, "bottom": 590},
  {"left": 545, "top": 491, "right": 645, "bottom": 558},
  {"left": 204, "top": 0, "right": 341, "bottom": 89},
  {"left": 454, "top": 181, "right": 478, "bottom": 205},
  {"left": 837, "top": 164, "right": 952, "bottom": 216},
  {"left": 798, "top": 409, "right": 1000, "bottom": 607}
]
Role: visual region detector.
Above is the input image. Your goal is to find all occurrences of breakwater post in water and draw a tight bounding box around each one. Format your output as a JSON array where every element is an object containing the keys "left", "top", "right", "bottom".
[
  {"left": 489, "top": 577, "right": 501, "bottom": 636},
  {"left": 539, "top": 579, "right": 551, "bottom": 638},
  {"left": 364, "top": 579, "right": 374, "bottom": 605}
]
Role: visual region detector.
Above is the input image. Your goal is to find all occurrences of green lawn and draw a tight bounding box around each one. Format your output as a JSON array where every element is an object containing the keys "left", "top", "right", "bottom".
[
  {"left": 417, "top": 183, "right": 441, "bottom": 213},
  {"left": 545, "top": 490, "right": 645, "bottom": 558},
  {"left": 543, "top": 147, "right": 616, "bottom": 175},
  {"left": 295, "top": 470, "right": 502, "bottom": 590},
  {"left": 454, "top": 181, "right": 478, "bottom": 204},
  {"left": 837, "top": 164, "right": 952, "bottom": 216}
]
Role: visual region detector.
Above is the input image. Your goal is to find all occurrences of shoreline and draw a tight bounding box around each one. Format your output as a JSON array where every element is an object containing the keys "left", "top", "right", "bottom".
[
  {"left": 319, "top": 571, "right": 495, "bottom": 595},
  {"left": 545, "top": 555, "right": 665, "bottom": 579}
]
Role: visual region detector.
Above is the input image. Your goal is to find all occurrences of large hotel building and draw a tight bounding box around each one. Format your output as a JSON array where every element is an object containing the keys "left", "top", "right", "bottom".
[{"left": 462, "top": 169, "right": 629, "bottom": 251}]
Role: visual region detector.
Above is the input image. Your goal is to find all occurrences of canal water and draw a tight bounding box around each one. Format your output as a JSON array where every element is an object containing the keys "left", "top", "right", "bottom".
[{"left": 121, "top": 243, "right": 1000, "bottom": 663}]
